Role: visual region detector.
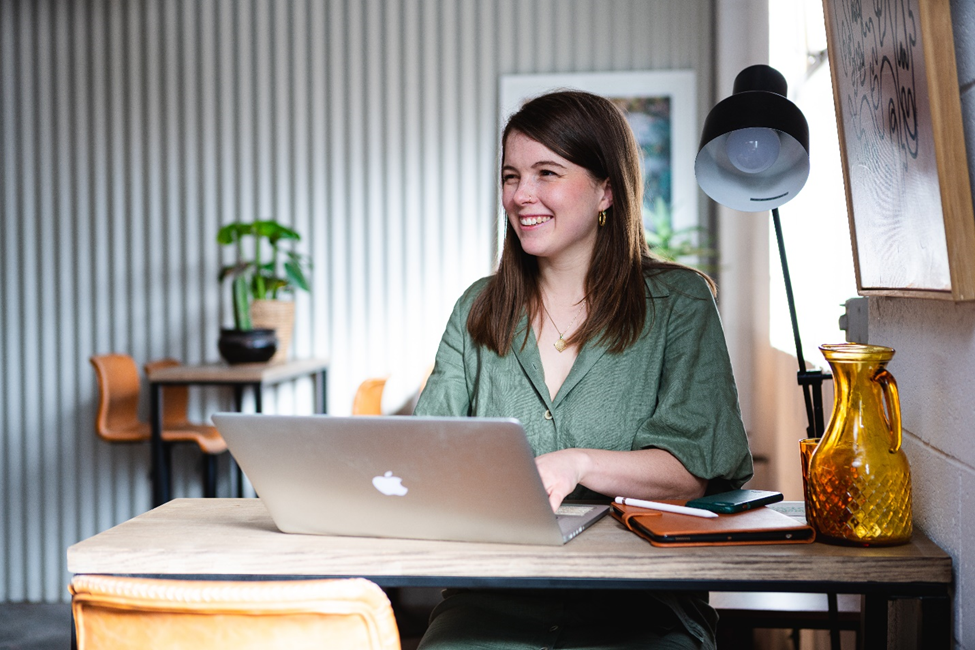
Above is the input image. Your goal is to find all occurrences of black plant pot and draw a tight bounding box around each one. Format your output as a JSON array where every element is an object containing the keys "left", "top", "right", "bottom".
[{"left": 218, "top": 328, "right": 278, "bottom": 364}]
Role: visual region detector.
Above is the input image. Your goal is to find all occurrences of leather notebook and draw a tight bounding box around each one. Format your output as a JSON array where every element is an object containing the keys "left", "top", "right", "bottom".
[{"left": 611, "top": 501, "right": 815, "bottom": 547}]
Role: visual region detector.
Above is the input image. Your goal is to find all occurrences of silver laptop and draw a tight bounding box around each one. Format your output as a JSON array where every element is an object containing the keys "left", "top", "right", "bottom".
[{"left": 212, "top": 413, "right": 609, "bottom": 546}]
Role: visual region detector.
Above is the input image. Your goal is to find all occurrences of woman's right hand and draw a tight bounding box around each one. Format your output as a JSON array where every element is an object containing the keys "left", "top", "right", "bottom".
[{"left": 534, "top": 448, "right": 590, "bottom": 512}]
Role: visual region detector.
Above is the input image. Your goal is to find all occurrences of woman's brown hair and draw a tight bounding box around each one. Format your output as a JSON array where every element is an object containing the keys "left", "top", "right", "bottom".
[{"left": 468, "top": 90, "right": 713, "bottom": 356}]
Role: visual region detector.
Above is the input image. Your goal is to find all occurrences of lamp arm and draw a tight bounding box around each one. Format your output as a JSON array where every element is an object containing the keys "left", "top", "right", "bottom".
[
  {"left": 772, "top": 208, "right": 807, "bottom": 372},
  {"left": 771, "top": 207, "right": 830, "bottom": 437}
]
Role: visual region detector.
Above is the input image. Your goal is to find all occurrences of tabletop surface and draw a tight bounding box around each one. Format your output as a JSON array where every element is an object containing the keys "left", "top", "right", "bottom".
[
  {"left": 146, "top": 358, "right": 329, "bottom": 384},
  {"left": 67, "top": 499, "right": 952, "bottom": 590}
]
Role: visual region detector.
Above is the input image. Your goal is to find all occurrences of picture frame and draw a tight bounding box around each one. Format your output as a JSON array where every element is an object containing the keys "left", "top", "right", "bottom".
[
  {"left": 498, "top": 71, "right": 698, "bottom": 255},
  {"left": 822, "top": 0, "right": 975, "bottom": 300}
]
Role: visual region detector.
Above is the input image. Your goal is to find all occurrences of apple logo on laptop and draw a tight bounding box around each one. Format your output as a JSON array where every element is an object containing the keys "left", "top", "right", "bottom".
[{"left": 372, "top": 471, "right": 408, "bottom": 496}]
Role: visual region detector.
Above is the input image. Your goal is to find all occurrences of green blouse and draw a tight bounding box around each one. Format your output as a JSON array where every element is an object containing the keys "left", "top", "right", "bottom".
[
  {"left": 415, "top": 267, "right": 753, "bottom": 496},
  {"left": 412, "top": 267, "right": 753, "bottom": 650}
]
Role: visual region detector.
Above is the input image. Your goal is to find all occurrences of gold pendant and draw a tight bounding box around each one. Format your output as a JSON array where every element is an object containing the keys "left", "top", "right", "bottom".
[{"left": 554, "top": 337, "right": 567, "bottom": 353}]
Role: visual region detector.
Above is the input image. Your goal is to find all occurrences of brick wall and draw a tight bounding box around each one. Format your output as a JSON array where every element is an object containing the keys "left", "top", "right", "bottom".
[{"left": 866, "top": 2, "right": 975, "bottom": 645}]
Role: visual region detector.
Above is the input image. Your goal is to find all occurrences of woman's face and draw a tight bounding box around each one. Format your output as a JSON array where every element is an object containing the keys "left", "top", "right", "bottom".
[{"left": 501, "top": 131, "right": 612, "bottom": 266}]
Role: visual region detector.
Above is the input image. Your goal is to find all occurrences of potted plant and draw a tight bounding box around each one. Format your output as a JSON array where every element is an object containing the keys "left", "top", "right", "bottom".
[
  {"left": 216, "top": 219, "right": 312, "bottom": 364},
  {"left": 643, "top": 197, "right": 716, "bottom": 270}
]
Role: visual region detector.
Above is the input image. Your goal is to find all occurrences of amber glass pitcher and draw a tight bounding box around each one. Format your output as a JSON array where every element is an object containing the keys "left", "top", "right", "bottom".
[{"left": 806, "top": 344, "right": 912, "bottom": 546}]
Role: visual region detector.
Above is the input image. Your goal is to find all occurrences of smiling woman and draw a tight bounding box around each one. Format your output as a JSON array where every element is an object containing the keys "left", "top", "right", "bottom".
[
  {"left": 412, "top": 91, "right": 751, "bottom": 650},
  {"left": 498, "top": 131, "right": 613, "bottom": 396},
  {"left": 500, "top": 132, "right": 611, "bottom": 273}
]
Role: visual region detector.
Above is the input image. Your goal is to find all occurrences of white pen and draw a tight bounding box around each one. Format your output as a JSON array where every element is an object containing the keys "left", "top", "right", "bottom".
[{"left": 614, "top": 496, "right": 719, "bottom": 519}]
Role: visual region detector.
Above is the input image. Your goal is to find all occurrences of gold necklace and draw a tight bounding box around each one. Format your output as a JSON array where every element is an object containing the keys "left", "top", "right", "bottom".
[{"left": 540, "top": 300, "right": 584, "bottom": 353}]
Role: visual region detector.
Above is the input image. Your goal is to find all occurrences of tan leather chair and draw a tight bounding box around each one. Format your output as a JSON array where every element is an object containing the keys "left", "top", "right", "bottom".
[
  {"left": 70, "top": 575, "right": 401, "bottom": 650},
  {"left": 352, "top": 366, "right": 433, "bottom": 416},
  {"left": 89, "top": 354, "right": 228, "bottom": 497},
  {"left": 352, "top": 377, "right": 389, "bottom": 415}
]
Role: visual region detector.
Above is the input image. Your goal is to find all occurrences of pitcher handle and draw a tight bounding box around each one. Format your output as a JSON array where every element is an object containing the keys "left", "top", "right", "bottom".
[{"left": 876, "top": 369, "right": 902, "bottom": 453}]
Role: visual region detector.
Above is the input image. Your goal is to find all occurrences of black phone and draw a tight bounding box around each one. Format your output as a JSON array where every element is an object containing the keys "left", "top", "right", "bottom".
[{"left": 684, "top": 489, "right": 784, "bottom": 514}]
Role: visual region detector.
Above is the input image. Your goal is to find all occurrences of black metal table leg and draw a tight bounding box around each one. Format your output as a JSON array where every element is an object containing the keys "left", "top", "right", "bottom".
[
  {"left": 233, "top": 386, "right": 245, "bottom": 498},
  {"left": 860, "top": 594, "right": 888, "bottom": 650},
  {"left": 317, "top": 369, "right": 328, "bottom": 413},
  {"left": 253, "top": 383, "right": 263, "bottom": 413},
  {"left": 150, "top": 383, "right": 170, "bottom": 507},
  {"left": 827, "top": 592, "right": 840, "bottom": 650},
  {"left": 919, "top": 595, "right": 952, "bottom": 648}
]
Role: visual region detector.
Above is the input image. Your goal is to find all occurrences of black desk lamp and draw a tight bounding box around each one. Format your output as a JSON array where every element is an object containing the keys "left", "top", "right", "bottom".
[{"left": 695, "top": 64, "right": 829, "bottom": 438}]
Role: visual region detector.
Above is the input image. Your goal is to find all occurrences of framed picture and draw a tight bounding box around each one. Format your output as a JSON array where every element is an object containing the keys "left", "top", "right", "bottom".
[
  {"left": 823, "top": 0, "right": 975, "bottom": 300},
  {"left": 498, "top": 71, "right": 698, "bottom": 254}
]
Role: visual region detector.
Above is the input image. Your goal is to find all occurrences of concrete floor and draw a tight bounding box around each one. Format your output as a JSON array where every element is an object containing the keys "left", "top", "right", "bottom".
[{"left": 0, "top": 603, "right": 74, "bottom": 650}]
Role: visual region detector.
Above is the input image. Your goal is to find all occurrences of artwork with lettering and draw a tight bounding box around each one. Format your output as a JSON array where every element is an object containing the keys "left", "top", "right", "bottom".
[{"left": 823, "top": 0, "right": 975, "bottom": 300}]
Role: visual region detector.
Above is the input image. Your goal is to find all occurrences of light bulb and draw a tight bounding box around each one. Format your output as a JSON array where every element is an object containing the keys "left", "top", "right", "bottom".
[{"left": 726, "top": 127, "right": 780, "bottom": 174}]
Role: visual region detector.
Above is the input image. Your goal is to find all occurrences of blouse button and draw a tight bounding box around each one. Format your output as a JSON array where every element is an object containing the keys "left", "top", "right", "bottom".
[{"left": 544, "top": 410, "right": 553, "bottom": 420}]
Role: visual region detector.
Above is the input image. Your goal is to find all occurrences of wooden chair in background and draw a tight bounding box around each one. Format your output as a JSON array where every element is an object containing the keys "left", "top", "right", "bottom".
[
  {"left": 70, "top": 575, "right": 401, "bottom": 650},
  {"left": 351, "top": 377, "right": 389, "bottom": 416},
  {"left": 89, "top": 354, "right": 227, "bottom": 497},
  {"left": 351, "top": 366, "right": 433, "bottom": 416}
]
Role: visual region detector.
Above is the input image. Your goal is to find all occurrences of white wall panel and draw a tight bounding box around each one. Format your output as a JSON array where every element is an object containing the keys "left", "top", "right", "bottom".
[{"left": 0, "top": 0, "right": 713, "bottom": 602}]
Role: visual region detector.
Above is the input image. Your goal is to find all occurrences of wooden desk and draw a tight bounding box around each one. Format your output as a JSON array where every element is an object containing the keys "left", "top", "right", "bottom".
[
  {"left": 147, "top": 359, "right": 329, "bottom": 506},
  {"left": 67, "top": 499, "right": 952, "bottom": 649}
]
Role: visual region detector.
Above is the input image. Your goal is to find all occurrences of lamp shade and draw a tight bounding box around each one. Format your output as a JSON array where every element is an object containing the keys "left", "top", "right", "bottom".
[{"left": 695, "top": 65, "right": 810, "bottom": 212}]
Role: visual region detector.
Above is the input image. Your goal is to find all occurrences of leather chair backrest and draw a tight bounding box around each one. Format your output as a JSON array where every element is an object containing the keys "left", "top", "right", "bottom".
[
  {"left": 89, "top": 354, "right": 146, "bottom": 442},
  {"left": 143, "top": 358, "right": 191, "bottom": 426},
  {"left": 70, "top": 575, "right": 401, "bottom": 650}
]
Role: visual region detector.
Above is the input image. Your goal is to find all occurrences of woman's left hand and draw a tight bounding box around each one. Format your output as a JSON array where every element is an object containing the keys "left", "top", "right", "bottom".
[
  {"left": 534, "top": 447, "right": 709, "bottom": 513},
  {"left": 534, "top": 448, "right": 591, "bottom": 512}
]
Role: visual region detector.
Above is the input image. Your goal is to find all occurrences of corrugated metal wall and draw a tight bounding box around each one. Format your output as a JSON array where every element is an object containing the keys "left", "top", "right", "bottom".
[{"left": 0, "top": 0, "right": 713, "bottom": 602}]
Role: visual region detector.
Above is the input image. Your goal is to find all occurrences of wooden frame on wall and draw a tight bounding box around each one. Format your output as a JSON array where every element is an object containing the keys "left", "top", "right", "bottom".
[{"left": 823, "top": 0, "right": 975, "bottom": 301}]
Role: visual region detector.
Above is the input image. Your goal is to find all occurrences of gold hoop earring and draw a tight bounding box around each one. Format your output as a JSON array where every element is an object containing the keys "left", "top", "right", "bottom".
[{"left": 598, "top": 210, "right": 607, "bottom": 227}]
